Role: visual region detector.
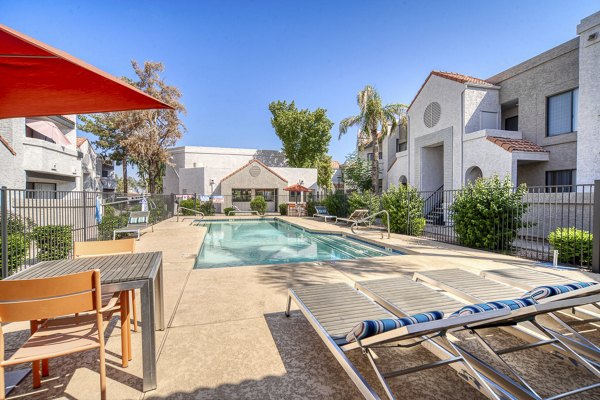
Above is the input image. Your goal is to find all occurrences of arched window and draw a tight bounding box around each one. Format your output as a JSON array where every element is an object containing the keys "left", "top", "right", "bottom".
[
  {"left": 399, "top": 175, "right": 408, "bottom": 186},
  {"left": 465, "top": 166, "right": 483, "bottom": 185}
]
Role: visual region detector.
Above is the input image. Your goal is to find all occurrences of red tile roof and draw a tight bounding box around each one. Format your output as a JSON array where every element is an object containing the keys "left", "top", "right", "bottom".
[
  {"left": 283, "top": 183, "right": 311, "bottom": 192},
  {"left": 331, "top": 160, "right": 341, "bottom": 169},
  {"left": 407, "top": 70, "right": 494, "bottom": 111},
  {"left": 76, "top": 137, "right": 87, "bottom": 147},
  {"left": 220, "top": 159, "right": 288, "bottom": 183},
  {"left": 486, "top": 136, "right": 547, "bottom": 153}
]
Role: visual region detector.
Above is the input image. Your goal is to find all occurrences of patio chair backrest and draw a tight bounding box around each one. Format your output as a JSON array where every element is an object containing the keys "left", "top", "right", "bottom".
[
  {"left": 128, "top": 211, "right": 149, "bottom": 226},
  {"left": 315, "top": 206, "right": 328, "bottom": 215},
  {"left": 0, "top": 270, "right": 101, "bottom": 322},
  {"left": 350, "top": 209, "right": 369, "bottom": 220},
  {"left": 74, "top": 238, "right": 136, "bottom": 258}
]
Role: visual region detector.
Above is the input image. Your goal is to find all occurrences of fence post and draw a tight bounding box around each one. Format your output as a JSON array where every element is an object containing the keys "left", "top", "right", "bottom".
[
  {"left": 1, "top": 186, "right": 8, "bottom": 279},
  {"left": 593, "top": 180, "right": 600, "bottom": 273},
  {"left": 82, "top": 191, "right": 88, "bottom": 242}
]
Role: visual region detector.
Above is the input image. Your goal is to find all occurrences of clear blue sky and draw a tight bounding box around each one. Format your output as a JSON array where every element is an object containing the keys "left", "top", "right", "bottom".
[{"left": 2, "top": 1, "right": 598, "bottom": 169}]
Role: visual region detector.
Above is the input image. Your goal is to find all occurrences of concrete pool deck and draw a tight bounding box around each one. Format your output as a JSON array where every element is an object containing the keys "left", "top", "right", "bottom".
[{"left": 5, "top": 216, "right": 600, "bottom": 399}]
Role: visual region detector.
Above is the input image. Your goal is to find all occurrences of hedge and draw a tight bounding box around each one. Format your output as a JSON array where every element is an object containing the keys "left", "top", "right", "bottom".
[
  {"left": 32, "top": 225, "right": 73, "bottom": 261},
  {"left": 0, "top": 234, "right": 29, "bottom": 274},
  {"left": 548, "top": 227, "right": 593, "bottom": 266},
  {"left": 250, "top": 195, "right": 267, "bottom": 215},
  {"left": 381, "top": 184, "right": 425, "bottom": 235}
]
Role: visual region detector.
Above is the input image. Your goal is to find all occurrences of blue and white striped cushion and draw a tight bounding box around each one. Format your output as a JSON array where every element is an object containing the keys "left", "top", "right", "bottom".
[
  {"left": 346, "top": 311, "right": 444, "bottom": 343},
  {"left": 523, "top": 281, "right": 598, "bottom": 301},
  {"left": 449, "top": 297, "right": 536, "bottom": 318}
]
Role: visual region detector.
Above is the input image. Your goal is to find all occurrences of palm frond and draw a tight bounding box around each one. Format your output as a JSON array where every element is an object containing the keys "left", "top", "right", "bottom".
[{"left": 338, "top": 114, "right": 362, "bottom": 139}]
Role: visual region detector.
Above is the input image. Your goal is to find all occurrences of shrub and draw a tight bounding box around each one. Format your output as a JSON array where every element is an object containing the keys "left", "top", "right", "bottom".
[
  {"left": 0, "top": 234, "right": 29, "bottom": 274},
  {"left": 98, "top": 205, "right": 128, "bottom": 240},
  {"left": 32, "top": 225, "right": 72, "bottom": 261},
  {"left": 450, "top": 176, "right": 528, "bottom": 250},
  {"left": 323, "top": 191, "right": 348, "bottom": 218},
  {"left": 305, "top": 200, "right": 319, "bottom": 217},
  {"left": 381, "top": 185, "right": 425, "bottom": 235},
  {"left": 548, "top": 227, "right": 593, "bottom": 266},
  {"left": 347, "top": 191, "right": 381, "bottom": 215},
  {"left": 250, "top": 195, "right": 267, "bottom": 215},
  {"left": 224, "top": 207, "right": 236, "bottom": 216},
  {"left": 199, "top": 200, "right": 216, "bottom": 216},
  {"left": 179, "top": 199, "right": 200, "bottom": 216},
  {"left": 279, "top": 203, "right": 288, "bottom": 215}
]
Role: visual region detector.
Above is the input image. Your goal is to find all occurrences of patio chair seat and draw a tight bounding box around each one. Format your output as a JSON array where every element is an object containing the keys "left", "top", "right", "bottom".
[{"left": 6, "top": 314, "right": 100, "bottom": 365}]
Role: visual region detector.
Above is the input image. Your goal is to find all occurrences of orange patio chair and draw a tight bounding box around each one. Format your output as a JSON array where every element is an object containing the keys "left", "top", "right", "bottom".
[
  {"left": 0, "top": 270, "right": 108, "bottom": 400},
  {"left": 74, "top": 238, "right": 137, "bottom": 368}
]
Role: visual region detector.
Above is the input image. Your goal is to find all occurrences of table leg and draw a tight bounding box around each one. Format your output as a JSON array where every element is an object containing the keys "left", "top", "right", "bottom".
[
  {"left": 155, "top": 260, "right": 165, "bottom": 331},
  {"left": 140, "top": 279, "right": 157, "bottom": 392}
]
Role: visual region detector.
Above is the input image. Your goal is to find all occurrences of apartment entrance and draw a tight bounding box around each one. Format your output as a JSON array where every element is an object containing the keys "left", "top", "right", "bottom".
[{"left": 421, "top": 144, "right": 444, "bottom": 192}]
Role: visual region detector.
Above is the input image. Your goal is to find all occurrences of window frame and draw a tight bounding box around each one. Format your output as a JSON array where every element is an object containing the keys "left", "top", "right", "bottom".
[
  {"left": 545, "top": 169, "right": 576, "bottom": 193},
  {"left": 546, "top": 88, "right": 578, "bottom": 137},
  {"left": 232, "top": 188, "right": 252, "bottom": 202},
  {"left": 255, "top": 189, "right": 275, "bottom": 202}
]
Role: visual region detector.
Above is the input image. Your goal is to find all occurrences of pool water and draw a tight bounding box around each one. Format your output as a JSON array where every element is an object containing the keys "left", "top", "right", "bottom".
[{"left": 194, "top": 219, "right": 397, "bottom": 268}]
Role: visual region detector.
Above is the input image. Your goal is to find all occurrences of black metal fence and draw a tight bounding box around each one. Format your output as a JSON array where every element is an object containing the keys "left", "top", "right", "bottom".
[{"left": 0, "top": 187, "right": 175, "bottom": 278}]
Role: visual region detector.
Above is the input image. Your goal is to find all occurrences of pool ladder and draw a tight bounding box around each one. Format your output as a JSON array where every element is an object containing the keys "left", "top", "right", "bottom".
[{"left": 350, "top": 210, "right": 391, "bottom": 239}]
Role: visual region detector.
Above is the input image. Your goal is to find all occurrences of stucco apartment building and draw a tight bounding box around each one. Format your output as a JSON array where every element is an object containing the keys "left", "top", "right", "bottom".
[
  {"left": 0, "top": 115, "right": 116, "bottom": 196},
  {"left": 163, "top": 146, "right": 317, "bottom": 212},
  {"left": 382, "top": 11, "right": 600, "bottom": 193}
]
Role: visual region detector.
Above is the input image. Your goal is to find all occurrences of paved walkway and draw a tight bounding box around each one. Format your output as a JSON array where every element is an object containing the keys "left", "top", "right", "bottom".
[{"left": 5, "top": 216, "right": 600, "bottom": 399}]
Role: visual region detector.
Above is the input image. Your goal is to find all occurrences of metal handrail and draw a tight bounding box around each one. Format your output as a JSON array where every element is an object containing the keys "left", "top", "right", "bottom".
[
  {"left": 176, "top": 206, "right": 204, "bottom": 222},
  {"left": 350, "top": 210, "right": 391, "bottom": 239}
]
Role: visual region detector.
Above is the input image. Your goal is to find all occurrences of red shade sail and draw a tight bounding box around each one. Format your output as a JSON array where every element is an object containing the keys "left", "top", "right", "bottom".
[
  {"left": 0, "top": 24, "right": 172, "bottom": 119},
  {"left": 283, "top": 184, "right": 311, "bottom": 192}
]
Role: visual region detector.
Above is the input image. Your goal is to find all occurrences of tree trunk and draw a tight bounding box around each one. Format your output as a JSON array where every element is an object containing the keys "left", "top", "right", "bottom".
[
  {"left": 371, "top": 123, "right": 379, "bottom": 193},
  {"left": 122, "top": 157, "right": 128, "bottom": 194}
]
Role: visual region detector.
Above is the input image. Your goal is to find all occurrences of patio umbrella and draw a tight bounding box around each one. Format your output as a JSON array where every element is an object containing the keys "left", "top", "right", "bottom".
[
  {"left": 284, "top": 183, "right": 311, "bottom": 203},
  {"left": 0, "top": 24, "right": 172, "bottom": 119}
]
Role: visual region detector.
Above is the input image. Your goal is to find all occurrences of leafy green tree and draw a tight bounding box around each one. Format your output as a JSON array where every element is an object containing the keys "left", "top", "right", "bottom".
[
  {"left": 347, "top": 191, "right": 381, "bottom": 214},
  {"left": 451, "top": 176, "right": 528, "bottom": 250},
  {"left": 317, "top": 155, "right": 334, "bottom": 191},
  {"left": 269, "top": 100, "right": 333, "bottom": 169},
  {"left": 381, "top": 185, "right": 425, "bottom": 235},
  {"left": 342, "top": 151, "right": 371, "bottom": 192},
  {"left": 339, "top": 86, "right": 407, "bottom": 193}
]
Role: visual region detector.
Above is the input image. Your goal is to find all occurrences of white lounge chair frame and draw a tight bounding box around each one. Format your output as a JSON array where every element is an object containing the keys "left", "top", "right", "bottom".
[
  {"left": 336, "top": 209, "right": 369, "bottom": 225},
  {"left": 312, "top": 205, "right": 336, "bottom": 222},
  {"left": 227, "top": 205, "right": 259, "bottom": 216},
  {"left": 285, "top": 283, "right": 531, "bottom": 400}
]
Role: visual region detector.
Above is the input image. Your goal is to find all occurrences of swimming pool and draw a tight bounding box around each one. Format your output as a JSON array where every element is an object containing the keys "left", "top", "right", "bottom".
[{"left": 194, "top": 219, "right": 399, "bottom": 268}]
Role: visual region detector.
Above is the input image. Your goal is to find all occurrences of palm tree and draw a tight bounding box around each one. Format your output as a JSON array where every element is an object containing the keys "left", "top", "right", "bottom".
[{"left": 339, "top": 85, "right": 407, "bottom": 193}]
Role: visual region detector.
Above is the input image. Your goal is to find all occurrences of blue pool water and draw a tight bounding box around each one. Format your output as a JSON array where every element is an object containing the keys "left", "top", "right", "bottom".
[{"left": 194, "top": 219, "right": 398, "bottom": 268}]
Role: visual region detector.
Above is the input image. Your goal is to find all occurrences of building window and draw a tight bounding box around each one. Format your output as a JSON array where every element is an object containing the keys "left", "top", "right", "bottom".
[
  {"left": 366, "top": 153, "right": 374, "bottom": 161},
  {"left": 255, "top": 189, "right": 275, "bottom": 202},
  {"left": 101, "top": 170, "right": 109, "bottom": 177},
  {"left": 547, "top": 89, "right": 578, "bottom": 136},
  {"left": 480, "top": 111, "right": 498, "bottom": 130},
  {"left": 505, "top": 116, "right": 518, "bottom": 131},
  {"left": 378, "top": 152, "right": 383, "bottom": 160},
  {"left": 289, "top": 191, "right": 303, "bottom": 202},
  {"left": 232, "top": 189, "right": 252, "bottom": 202},
  {"left": 545, "top": 169, "right": 576, "bottom": 192},
  {"left": 396, "top": 138, "right": 407, "bottom": 152}
]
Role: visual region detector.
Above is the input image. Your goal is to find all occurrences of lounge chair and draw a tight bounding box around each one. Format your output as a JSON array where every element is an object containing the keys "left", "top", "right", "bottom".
[
  {"left": 414, "top": 269, "right": 600, "bottom": 366},
  {"left": 74, "top": 238, "right": 138, "bottom": 364},
  {"left": 336, "top": 209, "right": 369, "bottom": 225},
  {"left": 312, "top": 205, "right": 336, "bottom": 222},
  {"left": 113, "top": 211, "right": 151, "bottom": 240},
  {"left": 358, "top": 274, "right": 600, "bottom": 399},
  {"left": 285, "top": 282, "right": 535, "bottom": 400},
  {"left": 227, "top": 205, "right": 259, "bottom": 216},
  {"left": 0, "top": 270, "right": 108, "bottom": 399}
]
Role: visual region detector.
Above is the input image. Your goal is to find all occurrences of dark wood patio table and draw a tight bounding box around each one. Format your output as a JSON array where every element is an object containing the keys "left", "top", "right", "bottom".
[{"left": 6, "top": 251, "right": 165, "bottom": 392}]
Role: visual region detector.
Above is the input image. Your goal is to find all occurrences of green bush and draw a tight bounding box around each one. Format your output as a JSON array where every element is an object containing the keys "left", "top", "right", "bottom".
[
  {"left": 279, "top": 203, "right": 288, "bottom": 215},
  {"left": 347, "top": 191, "right": 381, "bottom": 214},
  {"left": 199, "top": 200, "right": 216, "bottom": 216},
  {"left": 179, "top": 199, "right": 200, "bottom": 216},
  {"left": 381, "top": 185, "right": 425, "bottom": 235},
  {"left": 32, "top": 225, "right": 72, "bottom": 261},
  {"left": 305, "top": 200, "right": 319, "bottom": 217},
  {"left": 0, "top": 234, "right": 29, "bottom": 274},
  {"left": 450, "top": 176, "right": 528, "bottom": 250},
  {"left": 548, "top": 227, "right": 593, "bottom": 266},
  {"left": 224, "top": 207, "right": 236, "bottom": 216},
  {"left": 98, "top": 205, "right": 128, "bottom": 240},
  {"left": 250, "top": 195, "right": 267, "bottom": 215},
  {"left": 323, "top": 192, "right": 348, "bottom": 218}
]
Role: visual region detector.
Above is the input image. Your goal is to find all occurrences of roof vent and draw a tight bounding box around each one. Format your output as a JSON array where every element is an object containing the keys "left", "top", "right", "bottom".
[
  {"left": 424, "top": 102, "right": 441, "bottom": 128},
  {"left": 249, "top": 165, "right": 261, "bottom": 177}
]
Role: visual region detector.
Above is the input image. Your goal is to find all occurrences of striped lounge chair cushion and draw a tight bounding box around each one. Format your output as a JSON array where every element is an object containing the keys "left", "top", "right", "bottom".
[
  {"left": 523, "top": 281, "right": 598, "bottom": 301},
  {"left": 450, "top": 298, "right": 537, "bottom": 318},
  {"left": 346, "top": 311, "right": 444, "bottom": 343}
]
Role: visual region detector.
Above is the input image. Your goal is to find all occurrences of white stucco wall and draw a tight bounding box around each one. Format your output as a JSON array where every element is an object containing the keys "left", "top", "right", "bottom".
[
  {"left": 463, "top": 136, "right": 514, "bottom": 183},
  {"left": 386, "top": 152, "right": 409, "bottom": 189},
  {"left": 463, "top": 87, "right": 500, "bottom": 134},
  {"left": 576, "top": 11, "right": 600, "bottom": 185}
]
